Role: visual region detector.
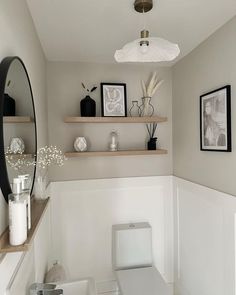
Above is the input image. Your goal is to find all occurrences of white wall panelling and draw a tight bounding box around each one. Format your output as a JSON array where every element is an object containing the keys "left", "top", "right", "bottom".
[
  {"left": 0, "top": 252, "right": 24, "bottom": 295},
  {"left": 7, "top": 249, "right": 35, "bottom": 295},
  {"left": 48, "top": 176, "right": 174, "bottom": 284},
  {"left": 173, "top": 177, "right": 236, "bottom": 295},
  {"left": 47, "top": 175, "right": 236, "bottom": 295},
  {"left": 2, "top": 175, "right": 236, "bottom": 295}
]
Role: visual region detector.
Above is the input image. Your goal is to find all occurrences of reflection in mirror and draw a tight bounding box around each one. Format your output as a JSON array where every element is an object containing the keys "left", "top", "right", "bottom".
[{"left": 0, "top": 57, "right": 37, "bottom": 202}]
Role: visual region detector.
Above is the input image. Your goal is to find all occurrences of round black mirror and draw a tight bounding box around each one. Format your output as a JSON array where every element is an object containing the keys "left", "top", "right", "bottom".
[{"left": 0, "top": 57, "right": 37, "bottom": 202}]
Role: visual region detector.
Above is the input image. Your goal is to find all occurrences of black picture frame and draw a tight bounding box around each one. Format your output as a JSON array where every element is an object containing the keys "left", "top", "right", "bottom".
[
  {"left": 101, "top": 83, "right": 127, "bottom": 117},
  {"left": 200, "top": 85, "right": 231, "bottom": 152}
]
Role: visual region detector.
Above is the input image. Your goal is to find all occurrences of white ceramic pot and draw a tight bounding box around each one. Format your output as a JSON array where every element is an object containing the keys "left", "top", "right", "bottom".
[{"left": 74, "top": 137, "right": 87, "bottom": 152}]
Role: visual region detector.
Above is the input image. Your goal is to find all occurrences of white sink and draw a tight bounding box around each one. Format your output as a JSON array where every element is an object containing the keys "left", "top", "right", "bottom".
[{"left": 56, "top": 278, "right": 96, "bottom": 295}]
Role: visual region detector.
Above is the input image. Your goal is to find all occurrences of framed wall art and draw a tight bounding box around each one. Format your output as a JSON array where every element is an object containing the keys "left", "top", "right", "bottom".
[
  {"left": 200, "top": 85, "right": 231, "bottom": 152},
  {"left": 101, "top": 83, "right": 127, "bottom": 117}
]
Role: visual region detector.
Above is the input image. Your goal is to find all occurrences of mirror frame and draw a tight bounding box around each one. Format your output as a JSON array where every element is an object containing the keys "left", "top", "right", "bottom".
[{"left": 0, "top": 56, "right": 37, "bottom": 203}]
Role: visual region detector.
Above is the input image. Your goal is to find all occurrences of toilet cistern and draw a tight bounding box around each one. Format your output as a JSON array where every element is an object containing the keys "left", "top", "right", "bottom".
[{"left": 112, "top": 222, "right": 171, "bottom": 295}]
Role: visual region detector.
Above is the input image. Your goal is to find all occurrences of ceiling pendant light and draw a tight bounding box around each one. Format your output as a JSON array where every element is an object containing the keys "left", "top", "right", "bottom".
[{"left": 114, "top": 0, "right": 180, "bottom": 63}]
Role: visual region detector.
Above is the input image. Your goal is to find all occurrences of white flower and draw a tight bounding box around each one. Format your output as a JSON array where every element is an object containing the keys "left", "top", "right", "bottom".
[{"left": 36, "top": 146, "right": 67, "bottom": 169}]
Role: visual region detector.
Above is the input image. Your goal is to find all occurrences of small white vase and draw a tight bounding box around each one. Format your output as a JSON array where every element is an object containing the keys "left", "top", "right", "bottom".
[{"left": 74, "top": 137, "right": 87, "bottom": 152}]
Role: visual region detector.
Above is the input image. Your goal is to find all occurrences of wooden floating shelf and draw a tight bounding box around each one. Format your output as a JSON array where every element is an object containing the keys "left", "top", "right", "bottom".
[
  {"left": 64, "top": 116, "right": 167, "bottom": 124},
  {"left": 3, "top": 116, "right": 34, "bottom": 123},
  {"left": 65, "top": 149, "right": 168, "bottom": 158},
  {"left": 0, "top": 198, "right": 49, "bottom": 253}
]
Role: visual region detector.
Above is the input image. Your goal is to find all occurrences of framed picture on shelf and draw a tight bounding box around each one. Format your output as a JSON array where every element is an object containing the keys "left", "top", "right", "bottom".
[
  {"left": 200, "top": 85, "right": 231, "bottom": 152},
  {"left": 101, "top": 83, "right": 127, "bottom": 117}
]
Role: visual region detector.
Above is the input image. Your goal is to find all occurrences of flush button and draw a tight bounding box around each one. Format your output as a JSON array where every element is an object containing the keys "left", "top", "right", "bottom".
[{"left": 129, "top": 223, "right": 135, "bottom": 228}]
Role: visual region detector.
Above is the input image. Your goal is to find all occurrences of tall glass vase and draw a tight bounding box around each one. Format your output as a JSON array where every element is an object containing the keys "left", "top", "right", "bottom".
[
  {"left": 34, "top": 175, "right": 47, "bottom": 200},
  {"left": 140, "top": 97, "right": 154, "bottom": 117}
]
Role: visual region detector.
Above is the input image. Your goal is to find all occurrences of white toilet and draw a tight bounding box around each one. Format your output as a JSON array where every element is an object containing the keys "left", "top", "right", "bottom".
[{"left": 112, "top": 222, "right": 171, "bottom": 295}]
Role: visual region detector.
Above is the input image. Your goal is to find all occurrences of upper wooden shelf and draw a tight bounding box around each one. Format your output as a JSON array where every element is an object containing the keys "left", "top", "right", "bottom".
[
  {"left": 3, "top": 116, "right": 34, "bottom": 123},
  {"left": 64, "top": 116, "right": 167, "bottom": 124},
  {"left": 0, "top": 198, "right": 49, "bottom": 253},
  {"left": 65, "top": 149, "right": 167, "bottom": 158}
]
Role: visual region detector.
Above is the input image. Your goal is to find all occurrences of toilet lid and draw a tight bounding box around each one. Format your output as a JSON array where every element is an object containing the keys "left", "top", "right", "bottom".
[{"left": 116, "top": 267, "right": 171, "bottom": 295}]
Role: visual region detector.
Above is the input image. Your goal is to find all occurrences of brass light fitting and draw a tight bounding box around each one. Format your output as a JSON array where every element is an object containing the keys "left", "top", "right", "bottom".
[
  {"left": 140, "top": 30, "right": 149, "bottom": 47},
  {"left": 134, "top": 1, "right": 153, "bottom": 48},
  {"left": 141, "top": 30, "right": 149, "bottom": 39}
]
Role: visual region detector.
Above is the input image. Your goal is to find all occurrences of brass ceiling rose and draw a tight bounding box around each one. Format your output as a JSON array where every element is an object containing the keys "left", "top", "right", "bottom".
[{"left": 134, "top": 0, "right": 153, "bottom": 13}]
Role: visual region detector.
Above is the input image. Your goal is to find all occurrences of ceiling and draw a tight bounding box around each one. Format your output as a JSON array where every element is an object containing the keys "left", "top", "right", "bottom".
[{"left": 26, "top": 0, "right": 236, "bottom": 64}]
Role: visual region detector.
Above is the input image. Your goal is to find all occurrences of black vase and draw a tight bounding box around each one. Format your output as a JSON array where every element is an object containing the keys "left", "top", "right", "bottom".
[
  {"left": 147, "top": 137, "right": 157, "bottom": 150},
  {"left": 3, "top": 94, "right": 15, "bottom": 116},
  {"left": 80, "top": 95, "right": 96, "bottom": 117}
]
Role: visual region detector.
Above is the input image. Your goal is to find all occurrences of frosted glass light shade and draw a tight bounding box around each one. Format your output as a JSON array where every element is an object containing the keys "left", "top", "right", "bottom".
[{"left": 114, "top": 37, "right": 180, "bottom": 62}]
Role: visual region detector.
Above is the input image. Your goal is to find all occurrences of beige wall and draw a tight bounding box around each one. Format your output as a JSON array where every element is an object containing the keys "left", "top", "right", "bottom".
[
  {"left": 0, "top": 0, "right": 48, "bottom": 234},
  {"left": 47, "top": 62, "right": 173, "bottom": 181},
  {"left": 173, "top": 16, "right": 236, "bottom": 196}
]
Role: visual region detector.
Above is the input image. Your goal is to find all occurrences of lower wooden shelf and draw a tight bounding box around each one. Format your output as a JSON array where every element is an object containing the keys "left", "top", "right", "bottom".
[
  {"left": 3, "top": 116, "right": 34, "bottom": 123},
  {"left": 0, "top": 198, "right": 49, "bottom": 253},
  {"left": 65, "top": 149, "right": 168, "bottom": 158},
  {"left": 5, "top": 153, "right": 34, "bottom": 159}
]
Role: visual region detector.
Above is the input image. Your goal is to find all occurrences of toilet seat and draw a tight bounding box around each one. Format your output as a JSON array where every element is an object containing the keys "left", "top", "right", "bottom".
[{"left": 116, "top": 266, "right": 171, "bottom": 295}]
